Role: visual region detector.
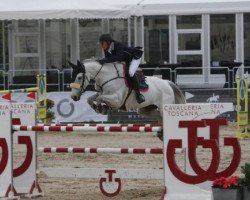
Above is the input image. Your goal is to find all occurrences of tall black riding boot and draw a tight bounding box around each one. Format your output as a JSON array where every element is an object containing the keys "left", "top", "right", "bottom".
[{"left": 131, "top": 75, "right": 145, "bottom": 104}]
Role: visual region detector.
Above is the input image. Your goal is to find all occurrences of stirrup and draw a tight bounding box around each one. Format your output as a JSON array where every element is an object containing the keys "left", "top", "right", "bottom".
[
  {"left": 139, "top": 82, "right": 148, "bottom": 90},
  {"left": 136, "top": 93, "right": 145, "bottom": 104},
  {"left": 139, "top": 77, "right": 148, "bottom": 90}
]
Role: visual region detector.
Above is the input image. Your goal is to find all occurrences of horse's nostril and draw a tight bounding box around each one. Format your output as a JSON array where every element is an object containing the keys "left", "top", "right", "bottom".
[{"left": 71, "top": 95, "right": 78, "bottom": 101}]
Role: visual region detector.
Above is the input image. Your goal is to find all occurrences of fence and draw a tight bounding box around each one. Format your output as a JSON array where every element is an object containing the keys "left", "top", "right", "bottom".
[{"left": 0, "top": 66, "right": 249, "bottom": 92}]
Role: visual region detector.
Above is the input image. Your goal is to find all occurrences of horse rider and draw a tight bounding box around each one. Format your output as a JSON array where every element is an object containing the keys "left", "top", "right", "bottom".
[{"left": 98, "top": 33, "right": 145, "bottom": 104}]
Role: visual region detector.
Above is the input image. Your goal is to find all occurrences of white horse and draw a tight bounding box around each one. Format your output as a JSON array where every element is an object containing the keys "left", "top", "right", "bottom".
[{"left": 69, "top": 59, "right": 186, "bottom": 139}]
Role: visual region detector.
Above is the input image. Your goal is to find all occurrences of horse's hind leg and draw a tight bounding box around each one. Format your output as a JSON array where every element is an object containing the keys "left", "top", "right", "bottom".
[
  {"left": 138, "top": 107, "right": 161, "bottom": 120},
  {"left": 139, "top": 107, "right": 163, "bottom": 141}
]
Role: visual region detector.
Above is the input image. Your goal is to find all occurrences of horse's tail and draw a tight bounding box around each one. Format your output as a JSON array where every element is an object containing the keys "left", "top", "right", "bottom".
[{"left": 168, "top": 81, "right": 186, "bottom": 104}]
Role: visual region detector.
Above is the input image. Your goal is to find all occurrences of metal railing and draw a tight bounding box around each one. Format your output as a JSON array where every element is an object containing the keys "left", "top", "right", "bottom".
[
  {"left": 175, "top": 67, "right": 230, "bottom": 88},
  {"left": 62, "top": 69, "right": 72, "bottom": 91},
  {"left": 0, "top": 70, "right": 5, "bottom": 90},
  {"left": 141, "top": 67, "right": 172, "bottom": 81},
  {"left": 7, "top": 69, "right": 39, "bottom": 89},
  {"left": 0, "top": 66, "right": 242, "bottom": 91},
  {"left": 40, "top": 69, "right": 61, "bottom": 91},
  {"left": 232, "top": 66, "right": 250, "bottom": 87},
  {"left": 6, "top": 69, "right": 60, "bottom": 91}
]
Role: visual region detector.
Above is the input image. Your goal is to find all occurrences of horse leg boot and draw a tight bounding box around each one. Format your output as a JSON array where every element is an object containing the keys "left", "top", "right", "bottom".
[{"left": 131, "top": 75, "right": 145, "bottom": 104}]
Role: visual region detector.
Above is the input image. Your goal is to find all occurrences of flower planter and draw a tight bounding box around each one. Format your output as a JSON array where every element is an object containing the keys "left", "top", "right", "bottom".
[
  {"left": 212, "top": 188, "right": 242, "bottom": 200},
  {"left": 243, "top": 187, "right": 250, "bottom": 200}
]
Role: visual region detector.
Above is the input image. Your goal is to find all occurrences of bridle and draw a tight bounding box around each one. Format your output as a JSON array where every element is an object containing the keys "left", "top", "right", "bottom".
[
  {"left": 70, "top": 61, "right": 124, "bottom": 94},
  {"left": 79, "top": 72, "right": 91, "bottom": 95},
  {"left": 70, "top": 67, "right": 90, "bottom": 96},
  {"left": 94, "top": 63, "right": 124, "bottom": 92}
]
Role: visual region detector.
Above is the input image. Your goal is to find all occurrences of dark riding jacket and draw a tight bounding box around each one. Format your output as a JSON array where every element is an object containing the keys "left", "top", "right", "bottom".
[{"left": 100, "top": 40, "right": 143, "bottom": 65}]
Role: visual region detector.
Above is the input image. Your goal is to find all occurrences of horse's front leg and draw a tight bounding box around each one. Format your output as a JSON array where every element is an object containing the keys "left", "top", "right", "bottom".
[
  {"left": 138, "top": 107, "right": 163, "bottom": 141},
  {"left": 96, "top": 93, "right": 121, "bottom": 114},
  {"left": 87, "top": 93, "right": 99, "bottom": 112}
]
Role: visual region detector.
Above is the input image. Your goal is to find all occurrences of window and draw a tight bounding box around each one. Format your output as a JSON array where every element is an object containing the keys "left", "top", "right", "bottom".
[
  {"left": 178, "top": 33, "right": 201, "bottom": 51},
  {"left": 17, "top": 20, "right": 39, "bottom": 32},
  {"left": 0, "top": 22, "right": 3, "bottom": 67},
  {"left": 210, "top": 14, "right": 235, "bottom": 62},
  {"left": 109, "top": 19, "right": 128, "bottom": 45},
  {"left": 129, "top": 18, "right": 135, "bottom": 47},
  {"left": 46, "top": 19, "right": 70, "bottom": 70},
  {"left": 79, "top": 19, "right": 102, "bottom": 60},
  {"left": 176, "top": 15, "right": 202, "bottom": 73},
  {"left": 177, "top": 15, "right": 201, "bottom": 29},
  {"left": 12, "top": 20, "right": 40, "bottom": 75},
  {"left": 144, "top": 16, "right": 169, "bottom": 65},
  {"left": 14, "top": 36, "right": 38, "bottom": 54},
  {"left": 177, "top": 55, "right": 202, "bottom": 66},
  {"left": 244, "top": 14, "right": 250, "bottom": 66},
  {"left": 0, "top": 20, "right": 8, "bottom": 70}
]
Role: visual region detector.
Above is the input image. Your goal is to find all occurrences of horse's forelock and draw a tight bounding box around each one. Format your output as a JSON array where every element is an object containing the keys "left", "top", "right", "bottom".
[
  {"left": 82, "top": 59, "right": 100, "bottom": 68},
  {"left": 71, "top": 67, "right": 84, "bottom": 82}
]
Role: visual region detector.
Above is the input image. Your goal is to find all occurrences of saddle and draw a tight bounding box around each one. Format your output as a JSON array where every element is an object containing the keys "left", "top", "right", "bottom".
[
  {"left": 124, "top": 67, "right": 149, "bottom": 91},
  {"left": 119, "top": 67, "right": 148, "bottom": 111}
]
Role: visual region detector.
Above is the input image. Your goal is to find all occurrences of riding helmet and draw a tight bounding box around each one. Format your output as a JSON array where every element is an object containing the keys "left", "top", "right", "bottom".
[{"left": 99, "top": 33, "right": 112, "bottom": 44}]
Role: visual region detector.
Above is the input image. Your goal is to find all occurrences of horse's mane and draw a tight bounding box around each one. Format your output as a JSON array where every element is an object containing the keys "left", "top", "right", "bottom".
[
  {"left": 82, "top": 58, "right": 98, "bottom": 64},
  {"left": 82, "top": 58, "right": 124, "bottom": 73}
]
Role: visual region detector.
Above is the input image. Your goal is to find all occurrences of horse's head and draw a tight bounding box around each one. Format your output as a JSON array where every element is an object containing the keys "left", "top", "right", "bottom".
[{"left": 69, "top": 60, "right": 90, "bottom": 101}]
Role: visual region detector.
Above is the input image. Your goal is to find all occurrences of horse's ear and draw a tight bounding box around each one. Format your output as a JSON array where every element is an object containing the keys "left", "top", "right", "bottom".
[
  {"left": 77, "top": 60, "right": 85, "bottom": 73},
  {"left": 68, "top": 61, "right": 77, "bottom": 70}
]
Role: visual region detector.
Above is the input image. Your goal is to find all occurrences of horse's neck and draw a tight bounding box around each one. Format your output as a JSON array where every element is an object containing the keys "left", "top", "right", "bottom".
[
  {"left": 84, "top": 62, "right": 101, "bottom": 78},
  {"left": 85, "top": 62, "right": 123, "bottom": 83}
]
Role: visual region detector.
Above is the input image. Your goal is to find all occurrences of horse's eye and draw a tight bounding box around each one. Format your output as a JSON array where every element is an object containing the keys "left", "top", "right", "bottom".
[{"left": 78, "top": 77, "right": 82, "bottom": 80}]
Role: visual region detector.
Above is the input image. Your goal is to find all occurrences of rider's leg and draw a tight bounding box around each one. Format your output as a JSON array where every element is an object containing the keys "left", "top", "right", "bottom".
[
  {"left": 130, "top": 75, "right": 145, "bottom": 103},
  {"left": 129, "top": 58, "right": 145, "bottom": 103},
  {"left": 129, "top": 58, "right": 141, "bottom": 77},
  {"left": 135, "top": 68, "right": 148, "bottom": 90}
]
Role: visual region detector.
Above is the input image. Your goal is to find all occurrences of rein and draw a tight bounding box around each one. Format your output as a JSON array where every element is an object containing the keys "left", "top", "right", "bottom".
[
  {"left": 95, "top": 63, "right": 124, "bottom": 92},
  {"left": 70, "top": 73, "right": 90, "bottom": 95},
  {"left": 70, "top": 61, "right": 135, "bottom": 111},
  {"left": 71, "top": 62, "right": 125, "bottom": 94},
  {"left": 79, "top": 73, "right": 90, "bottom": 94}
]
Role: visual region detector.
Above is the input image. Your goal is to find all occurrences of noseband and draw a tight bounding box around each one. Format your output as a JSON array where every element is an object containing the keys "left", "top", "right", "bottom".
[
  {"left": 70, "top": 72, "right": 90, "bottom": 95},
  {"left": 70, "top": 61, "right": 123, "bottom": 94}
]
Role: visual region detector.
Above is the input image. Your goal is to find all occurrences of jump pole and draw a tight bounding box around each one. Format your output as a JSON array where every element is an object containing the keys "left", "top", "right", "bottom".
[
  {"left": 38, "top": 147, "right": 183, "bottom": 154},
  {"left": 12, "top": 125, "right": 162, "bottom": 133},
  {"left": 0, "top": 87, "right": 39, "bottom": 93},
  {"left": 37, "top": 123, "right": 162, "bottom": 127},
  {"left": 236, "top": 74, "right": 249, "bottom": 139}
]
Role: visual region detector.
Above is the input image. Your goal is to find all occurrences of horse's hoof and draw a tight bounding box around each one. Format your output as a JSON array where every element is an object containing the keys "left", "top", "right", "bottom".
[
  {"left": 157, "top": 129, "right": 163, "bottom": 141},
  {"left": 92, "top": 101, "right": 100, "bottom": 113},
  {"left": 101, "top": 109, "right": 108, "bottom": 115},
  {"left": 101, "top": 107, "right": 109, "bottom": 115},
  {"left": 97, "top": 104, "right": 103, "bottom": 113},
  {"left": 100, "top": 103, "right": 109, "bottom": 115},
  {"left": 92, "top": 101, "right": 97, "bottom": 109},
  {"left": 93, "top": 107, "right": 100, "bottom": 113}
]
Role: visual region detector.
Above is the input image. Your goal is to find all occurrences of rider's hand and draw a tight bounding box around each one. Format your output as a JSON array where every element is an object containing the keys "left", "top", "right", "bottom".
[{"left": 97, "top": 59, "right": 105, "bottom": 65}]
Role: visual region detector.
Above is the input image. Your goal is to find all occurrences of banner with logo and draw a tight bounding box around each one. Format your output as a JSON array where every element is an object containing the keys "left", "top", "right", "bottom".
[{"left": 0, "top": 92, "right": 107, "bottom": 122}]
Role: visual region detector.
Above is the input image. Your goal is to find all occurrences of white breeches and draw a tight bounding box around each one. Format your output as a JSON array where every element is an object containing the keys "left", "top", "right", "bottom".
[{"left": 129, "top": 58, "right": 141, "bottom": 77}]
